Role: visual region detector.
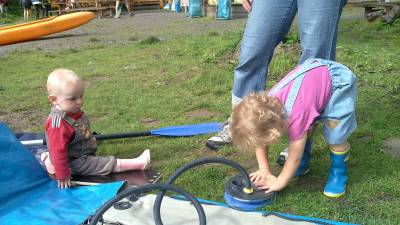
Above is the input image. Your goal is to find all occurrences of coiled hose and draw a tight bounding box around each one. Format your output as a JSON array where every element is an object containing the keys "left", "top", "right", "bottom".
[
  {"left": 88, "top": 183, "right": 206, "bottom": 225},
  {"left": 153, "top": 157, "right": 253, "bottom": 225}
]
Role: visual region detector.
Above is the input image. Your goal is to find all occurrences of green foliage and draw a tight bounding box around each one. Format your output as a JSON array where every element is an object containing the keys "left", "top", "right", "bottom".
[
  {"left": 208, "top": 30, "right": 220, "bottom": 36},
  {"left": 139, "top": 36, "right": 161, "bottom": 45},
  {"left": 89, "top": 37, "right": 100, "bottom": 42},
  {"left": 128, "top": 36, "right": 138, "bottom": 42},
  {"left": 0, "top": 0, "right": 23, "bottom": 24}
]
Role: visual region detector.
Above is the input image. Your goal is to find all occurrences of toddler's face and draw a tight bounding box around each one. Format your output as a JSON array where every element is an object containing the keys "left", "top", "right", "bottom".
[{"left": 54, "top": 82, "right": 84, "bottom": 113}]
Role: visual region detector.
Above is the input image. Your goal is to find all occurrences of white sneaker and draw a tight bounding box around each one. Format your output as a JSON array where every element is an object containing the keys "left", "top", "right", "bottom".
[
  {"left": 206, "top": 120, "right": 232, "bottom": 150},
  {"left": 276, "top": 148, "right": 288, "bottom": 166},
  {"left": 140, "top": 149, "right": 151, "bottom": 170}
]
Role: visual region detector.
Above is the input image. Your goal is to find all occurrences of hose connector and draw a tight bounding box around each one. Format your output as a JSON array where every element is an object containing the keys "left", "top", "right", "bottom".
[{"left": 243, "top": 187, "right": 254, "bottom": 194}]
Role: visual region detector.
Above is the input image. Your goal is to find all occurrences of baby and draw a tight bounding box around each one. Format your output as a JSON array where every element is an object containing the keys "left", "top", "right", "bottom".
[{"left": 42, "top": 69, "right": 150, "bottom": 188}]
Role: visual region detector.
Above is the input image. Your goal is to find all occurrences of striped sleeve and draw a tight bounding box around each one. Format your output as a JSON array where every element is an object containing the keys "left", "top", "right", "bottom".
[{"left": 51, "top": 115, "right": 62, "bottom": 128}]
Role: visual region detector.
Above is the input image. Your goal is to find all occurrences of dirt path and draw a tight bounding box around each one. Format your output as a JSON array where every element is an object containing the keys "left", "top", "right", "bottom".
[{"left": 0, "top": 11, "right": 246, "bottom": 56}]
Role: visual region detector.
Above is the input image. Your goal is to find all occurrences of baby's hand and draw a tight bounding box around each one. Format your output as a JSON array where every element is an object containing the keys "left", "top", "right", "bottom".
[{"left": 57, "top": 177, "right": 71, "bottom": 189}]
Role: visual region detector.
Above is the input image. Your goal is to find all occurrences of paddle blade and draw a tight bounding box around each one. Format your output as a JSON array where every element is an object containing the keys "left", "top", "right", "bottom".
[{"left": 150, "top": 122, "right": 222, "bottom": 137}]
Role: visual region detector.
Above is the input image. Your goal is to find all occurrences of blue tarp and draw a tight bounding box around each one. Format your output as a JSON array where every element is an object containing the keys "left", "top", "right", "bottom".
[{"left": 0, "top": 123, "right": 124, "bottom": 225}]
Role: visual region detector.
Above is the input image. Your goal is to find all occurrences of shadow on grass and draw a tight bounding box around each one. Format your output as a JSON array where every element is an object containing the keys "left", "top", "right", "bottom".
[{"left": 38, "top": 33, "right": 90, "bottom": 41}]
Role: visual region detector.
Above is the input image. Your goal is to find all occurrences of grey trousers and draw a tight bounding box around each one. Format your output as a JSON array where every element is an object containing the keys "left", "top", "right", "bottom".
[{"left": 70, "top": 155, "right": 116, "bottom": 176}]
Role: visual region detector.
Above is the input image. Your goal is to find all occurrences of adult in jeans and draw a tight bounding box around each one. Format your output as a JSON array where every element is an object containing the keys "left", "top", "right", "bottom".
[
  {"left": 0, "top": 0, "right": 7, "bottom": 17},
  {"left": 207, "top": 0, "right": 347, "bottom": 153}
]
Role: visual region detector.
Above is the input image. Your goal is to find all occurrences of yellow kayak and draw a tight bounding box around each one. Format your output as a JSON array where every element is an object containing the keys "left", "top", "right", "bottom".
[{"left": 0, "top": 12, "right": 95, "bottom": 46}]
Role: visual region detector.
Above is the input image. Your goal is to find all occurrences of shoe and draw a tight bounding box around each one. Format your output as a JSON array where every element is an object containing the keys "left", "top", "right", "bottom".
[
  {"left": 277, "top": 139, "right": 312, "bottom": 177},
  {"left": 276, "top": 148, "right": 288, "bottom": 166},
  {"left": 206, "top": 120, "right": 232, "bottom": 150},
  {"left": 140, "top": 149, "right": 151, "bottom": 170},
  {"left": 117, "top": 149, "right": 151, "bottom": 172}
]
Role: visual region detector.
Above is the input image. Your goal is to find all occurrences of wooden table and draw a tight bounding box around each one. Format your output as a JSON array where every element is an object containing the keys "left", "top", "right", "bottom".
[{"left": 351, "top": 1, "right": 400, "bottom": 23}]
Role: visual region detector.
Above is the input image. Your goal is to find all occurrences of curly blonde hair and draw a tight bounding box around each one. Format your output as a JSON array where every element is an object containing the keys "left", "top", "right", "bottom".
[{"left": 230, "top": 91, "right": 287, "bottom": 151}]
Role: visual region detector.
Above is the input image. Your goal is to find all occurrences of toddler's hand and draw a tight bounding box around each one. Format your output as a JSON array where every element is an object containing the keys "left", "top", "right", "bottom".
[
  {"left": 57, "top": 178, "right": 71, "bottom": 189},
  {"left": 254, "top": 175, "right": 285, "bottom": 194},
  {"left": 249, "top": 169, "right": 273, "bottom": 184}
]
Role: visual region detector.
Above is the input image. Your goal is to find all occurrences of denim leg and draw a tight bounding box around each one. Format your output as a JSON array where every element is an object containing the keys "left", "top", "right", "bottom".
[
  {"left": 232, "top": 0, "right": 297, "bottom": 101},
  {"left": 297, "top": 0, "right": 346, "bottom": 63}
]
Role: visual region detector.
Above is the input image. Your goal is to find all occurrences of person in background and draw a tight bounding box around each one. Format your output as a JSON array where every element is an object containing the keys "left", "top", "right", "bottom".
[
  {"left": 70, "top": 0, "right": 77, "bottom": 8},
  {"left": 0, "top": 0, "right": 7, "bottom": 17},
  {"left": 42, "top": 69, "right": 151, "bottom": 189},
  {"left": 202, "top": 0, "right": 207, "bottom": 16},
  {"left": 180, "top": 0, "right": 188, "bottom": 16},
  {"left": 21, "top": 0, "right": 32, "bottom": 20},
  {"left": 32, "top": 0, "right": 42, "bottom": 19},
  {"left": 114, "top": 0, "right": 133, "bottom": 18},
  {"left": 42, "top": 0, "right": 51, "bottom": 18}
]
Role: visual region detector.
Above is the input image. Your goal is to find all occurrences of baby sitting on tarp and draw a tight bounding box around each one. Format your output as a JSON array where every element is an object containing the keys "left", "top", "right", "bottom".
[{"left": 42, "top": 69, "right": 151, "bottom": 189}]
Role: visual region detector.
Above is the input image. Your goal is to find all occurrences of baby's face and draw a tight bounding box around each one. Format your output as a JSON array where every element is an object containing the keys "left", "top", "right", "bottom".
[{"left": 54, "top": 82, "right": 84, "bottom": 113}]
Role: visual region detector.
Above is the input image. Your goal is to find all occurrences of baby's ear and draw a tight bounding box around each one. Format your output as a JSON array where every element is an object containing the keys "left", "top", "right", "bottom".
[{"left": 48, "top": 95, "right": 57, "bottom": 105}]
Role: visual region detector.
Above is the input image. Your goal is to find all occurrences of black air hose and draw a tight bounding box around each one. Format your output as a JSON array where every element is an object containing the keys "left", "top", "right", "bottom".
[
  {"left": 88, "top": 183, "right": 206, "bottom": 225},
  {"left": 153, "top": 157, "right": 253, "bottom": 225}
]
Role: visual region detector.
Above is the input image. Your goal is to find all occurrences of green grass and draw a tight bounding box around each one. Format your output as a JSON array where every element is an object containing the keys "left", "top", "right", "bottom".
[{"left": 1, "top": 9, "right": 400, "bottom": 225}]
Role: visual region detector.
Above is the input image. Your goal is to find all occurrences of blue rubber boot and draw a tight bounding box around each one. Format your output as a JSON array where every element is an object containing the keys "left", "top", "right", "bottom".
[
  {"left": 323, "top": 149, "right": 350, "bottom": 198},
  {"left": 294, "top": 138, "right": 313, "bottom": 177}
]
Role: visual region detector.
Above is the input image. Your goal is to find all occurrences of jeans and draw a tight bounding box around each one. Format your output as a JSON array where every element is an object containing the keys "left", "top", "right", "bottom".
[
  {"left": 232, "top": 0, "right": 347, "bottom": 105},
  {"left": 318, "top": 59, "right": 357, "bottom": 145}
]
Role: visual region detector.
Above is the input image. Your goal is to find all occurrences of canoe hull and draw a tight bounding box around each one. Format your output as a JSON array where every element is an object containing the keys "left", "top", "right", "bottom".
[{"left": 0, "top": 12, "right": 95, "bottom": 46}]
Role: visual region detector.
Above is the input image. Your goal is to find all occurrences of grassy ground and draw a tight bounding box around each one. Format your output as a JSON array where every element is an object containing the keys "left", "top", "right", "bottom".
[{"left": 1, "top": 7, "right": 400, "bottom": 225}]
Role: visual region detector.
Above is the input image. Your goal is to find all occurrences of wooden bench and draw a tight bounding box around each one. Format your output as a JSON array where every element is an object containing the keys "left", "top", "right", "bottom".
[
  {"left": 50, "top": 7, "right": 113, "bottom": 18},
  {"left": 134, "top": 0, "right": 160, "bottom": 9},
  {"left": 50, "top": 0, "right": 114, "bottom": 18},
  {"left": 97, "top": 0, "right": 116, "bottom": 9},
  {"left": 349, "top": 0, "right": 400, "bottom": 23}
]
